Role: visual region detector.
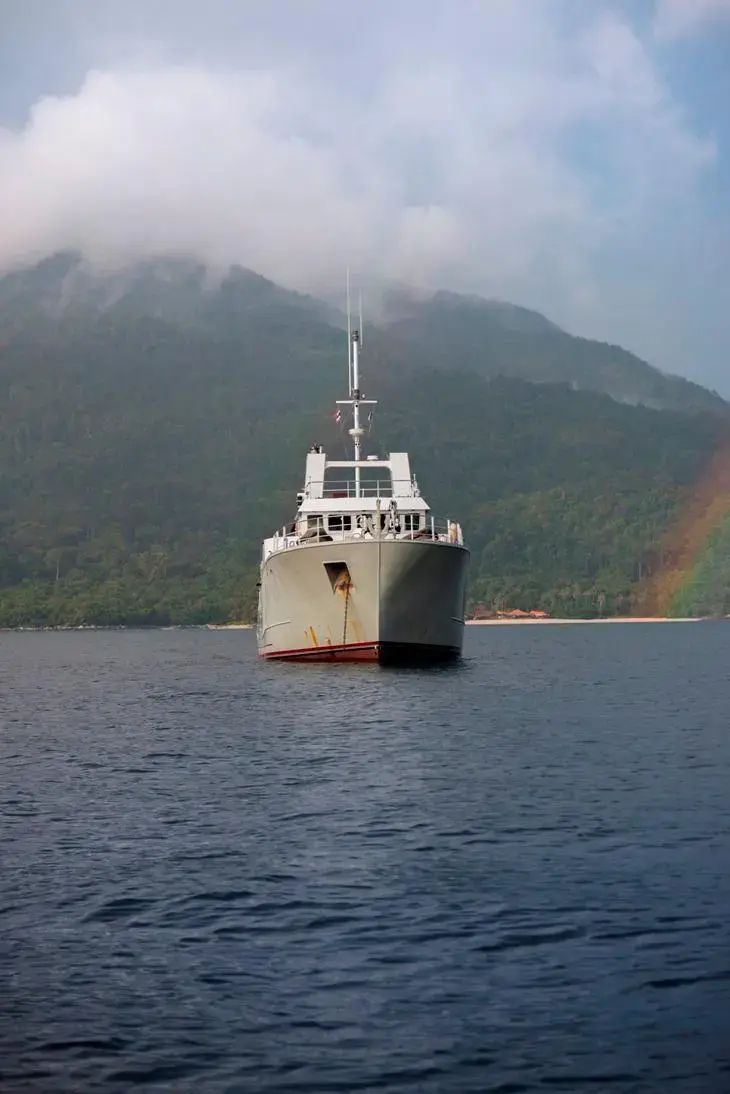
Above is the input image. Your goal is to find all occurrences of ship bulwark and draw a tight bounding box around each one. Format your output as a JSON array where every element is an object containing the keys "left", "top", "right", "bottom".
[{"left": 258, "top": 538, "right": 469, "bottom": 664}]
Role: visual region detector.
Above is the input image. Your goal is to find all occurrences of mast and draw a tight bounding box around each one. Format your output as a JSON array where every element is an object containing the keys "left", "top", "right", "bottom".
[
  {"left": 336, "top": 275, "right": 376, "bottom": 500},
  {"left": 350, "top": 327, "right": 364, "bottom": 497},
  {"left": 346, "top": 267, "right": 353, "bottom": 395}
]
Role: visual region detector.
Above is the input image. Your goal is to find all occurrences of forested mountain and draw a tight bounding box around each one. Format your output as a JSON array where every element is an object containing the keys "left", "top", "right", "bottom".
[
  {"left": 376, "top": 286, "right": 726, "bottom": 415},
  {"left": 0, "top": 253, "right": 728, "bottom": 626},
  {"left": 3, "top": 253, "right": 725, "bottom": 414}
]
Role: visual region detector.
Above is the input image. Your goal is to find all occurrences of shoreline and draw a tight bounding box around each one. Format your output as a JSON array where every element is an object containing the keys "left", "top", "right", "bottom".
[
  {"left": 0, "top": 623, "right": 255, "bottom": 633},
  {"left": 465, "top": 616, "right": 707, "bottom": 625},
  {"left": 1, "top": 618, "right": 724, "bottom": 633}
]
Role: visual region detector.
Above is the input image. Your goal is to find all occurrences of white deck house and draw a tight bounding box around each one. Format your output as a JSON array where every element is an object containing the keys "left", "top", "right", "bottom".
[
  {"left": 257, "top": 311, "right": 469, "bottom": 663},
  {"left": 262, "top": 449, "right": 463, "bottom": 562}
]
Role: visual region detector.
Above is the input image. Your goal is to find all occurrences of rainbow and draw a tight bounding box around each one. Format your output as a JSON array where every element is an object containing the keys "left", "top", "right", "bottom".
[{"left": 635, "top": 439, "right": 730, "bottom": 617}]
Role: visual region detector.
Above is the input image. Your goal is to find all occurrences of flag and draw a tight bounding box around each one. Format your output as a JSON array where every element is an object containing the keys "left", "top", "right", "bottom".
[{"left": 334, "top": 408, "right": 342, "bottom": 424}]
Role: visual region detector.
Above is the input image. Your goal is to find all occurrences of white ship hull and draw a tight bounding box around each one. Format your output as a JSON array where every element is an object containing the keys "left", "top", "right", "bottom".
[{"left": 257, "top": 537, "right": 469, "bottom": 663}]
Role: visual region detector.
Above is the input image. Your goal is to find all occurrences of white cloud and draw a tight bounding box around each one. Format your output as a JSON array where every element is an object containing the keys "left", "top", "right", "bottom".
[
  {"left": 653, "top": 0, "right": 730, "bottom": 38},
  {"left": 0, "top": 1, "right": 720, "bottom": 373}
]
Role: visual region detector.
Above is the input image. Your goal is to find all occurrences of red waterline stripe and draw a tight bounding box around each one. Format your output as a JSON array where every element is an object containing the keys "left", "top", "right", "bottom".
[{"left": 260, "top": 640, "right": 378, "bottom": 661}]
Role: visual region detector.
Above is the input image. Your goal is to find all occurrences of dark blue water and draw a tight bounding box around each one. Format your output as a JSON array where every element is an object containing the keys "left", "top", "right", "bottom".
[{"left": 2, "top": 624, "right": 729, "bottom": 1093}]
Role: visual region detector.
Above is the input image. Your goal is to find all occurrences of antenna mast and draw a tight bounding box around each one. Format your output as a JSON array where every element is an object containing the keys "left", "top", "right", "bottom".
[
  {"left": 350, "top": 327, "right": 363, "bottom": 497},
  {"left": 336, "top": 273, "right": 376, "bottom": 499},
  {"left": 346, "top": 268, "right": 353, "bottom": 395}
]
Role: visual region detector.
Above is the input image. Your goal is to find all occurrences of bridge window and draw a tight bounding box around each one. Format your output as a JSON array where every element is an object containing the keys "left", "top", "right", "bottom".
[
  {"left": 403, "top": 514, "right": 421, "bottom": 531},
  {"left": 327, "top": 514, "right": 352, "bottom": 532}
]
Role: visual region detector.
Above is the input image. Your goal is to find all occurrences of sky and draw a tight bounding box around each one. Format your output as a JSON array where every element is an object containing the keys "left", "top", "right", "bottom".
[{"left": 1, "top": 0, "right": 730, "bottom": 390}]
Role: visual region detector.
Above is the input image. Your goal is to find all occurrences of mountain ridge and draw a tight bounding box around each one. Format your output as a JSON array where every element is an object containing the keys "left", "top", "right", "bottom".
[
  {"left": 0, "top": 251, "right": 724, "bottom": 415},
  {"left": 2, "top": 252, "right": 730, "bottom": 625}
]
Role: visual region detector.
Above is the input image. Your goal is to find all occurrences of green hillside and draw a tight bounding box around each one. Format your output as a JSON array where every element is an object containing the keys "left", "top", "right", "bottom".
[
  {"left": 379, "top": 287, "right": 726, "bottom": 415},
  {"left": 0, "top": 255, "right": 728, "bottom": 627}
]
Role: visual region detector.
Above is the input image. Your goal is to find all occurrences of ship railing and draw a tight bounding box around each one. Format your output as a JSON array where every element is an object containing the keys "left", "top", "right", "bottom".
[
  {"left": 304, "top": 478, "right": 417, "bottom": 499},
  {"left": 264, "top": 515, "right": 465, "bottom": 558}
]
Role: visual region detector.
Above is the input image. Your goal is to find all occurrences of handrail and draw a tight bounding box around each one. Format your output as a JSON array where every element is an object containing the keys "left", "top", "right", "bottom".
[
  {"left": 263, "top": 514, "right": 464, "bottom": 560},
  {"left": 304, "top": 478, "right": 417, "bottom": 499}
]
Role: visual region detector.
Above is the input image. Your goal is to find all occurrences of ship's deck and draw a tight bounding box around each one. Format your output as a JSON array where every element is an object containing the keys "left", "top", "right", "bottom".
[{"left": 262, "top": 516, "right": 464, "bottom": 562}]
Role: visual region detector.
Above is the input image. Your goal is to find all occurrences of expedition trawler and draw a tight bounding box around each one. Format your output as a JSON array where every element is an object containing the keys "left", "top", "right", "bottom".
[{"left": 256, "top": 320, "right": 469, "bottom": 663}]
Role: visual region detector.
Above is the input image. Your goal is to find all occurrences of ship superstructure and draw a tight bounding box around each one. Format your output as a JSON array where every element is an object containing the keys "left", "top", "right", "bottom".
[{"left": 256, "top": 304, "right": 469, "bottom": 663}]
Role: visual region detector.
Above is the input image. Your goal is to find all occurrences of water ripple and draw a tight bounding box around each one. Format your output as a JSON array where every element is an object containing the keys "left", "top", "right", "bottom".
[{"left": 1, "top": 625, "right": 730, "bottom": 1093}]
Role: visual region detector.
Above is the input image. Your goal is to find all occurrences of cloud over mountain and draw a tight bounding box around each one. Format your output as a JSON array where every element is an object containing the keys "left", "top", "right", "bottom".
[{"left": 0, "top": 1, "right": 729, "bottom": 385}]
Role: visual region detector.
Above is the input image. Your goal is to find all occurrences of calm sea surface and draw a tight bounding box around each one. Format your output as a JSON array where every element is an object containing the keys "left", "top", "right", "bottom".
[{"left": 1, "top": 624, "right": 730, "bottom": 1094}]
